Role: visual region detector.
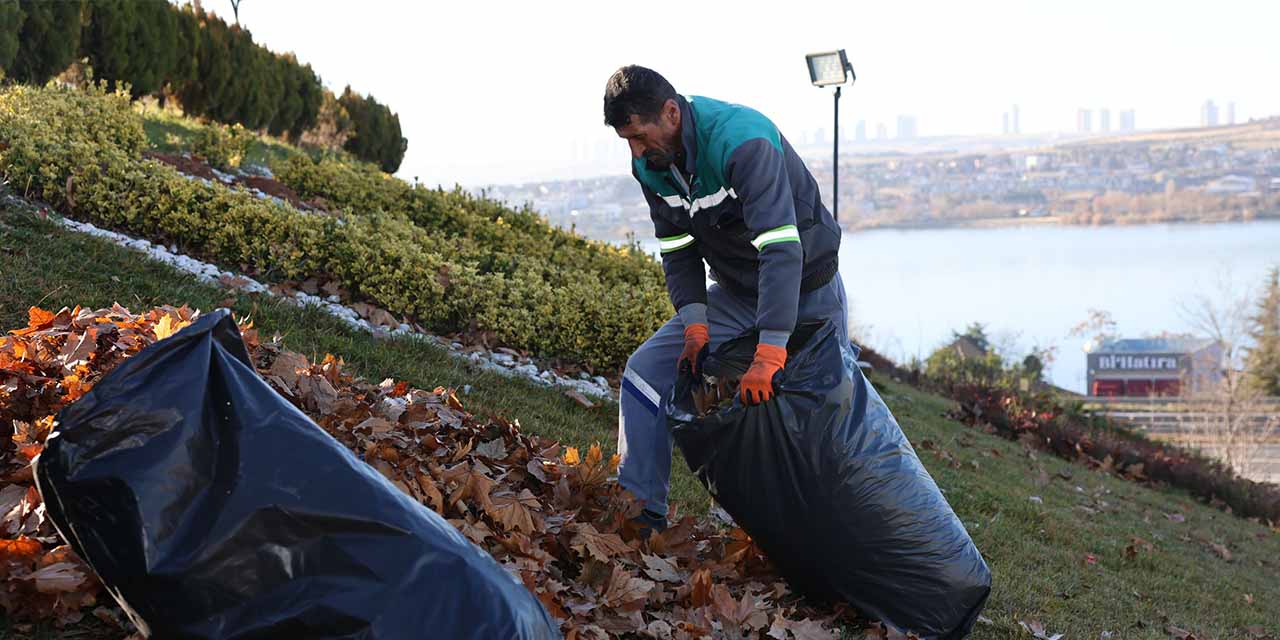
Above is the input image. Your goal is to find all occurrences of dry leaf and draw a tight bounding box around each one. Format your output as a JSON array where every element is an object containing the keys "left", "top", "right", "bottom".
[{"left": 570, "top": 523, "right": 633, "bottom": 562}]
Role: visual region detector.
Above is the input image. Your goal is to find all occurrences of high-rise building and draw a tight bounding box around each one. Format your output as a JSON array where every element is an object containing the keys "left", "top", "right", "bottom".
[
  {"left": 1227, "top": 101, "right": 1236, "bottom": 125},
  {"left": 896, "top": 115, "right": 918, "bottom": 140},
  {"left": 1011, "top": 104, "right": 1020, "bottom": 135},
  {"left": 876, "top": 122, "right": 888, "bottom": 140},
  {"left": 1002, "top": 112, "right": 1010, "bottom": 135},
  {"left": 1119, "top": 109, "right": 1136, "bottom": 132},
  {"left": 855, "top": 120, "right": 866, "bottom": 142},
  {"left": 1100, "top": 108, "right": 1111, "bottom": 133},
  {"left": 1076, "top": 108, "right": 1093, "bottom": 133},
  {"left": 1201, "top": 100, "right": 1219, "bottom": 127}
]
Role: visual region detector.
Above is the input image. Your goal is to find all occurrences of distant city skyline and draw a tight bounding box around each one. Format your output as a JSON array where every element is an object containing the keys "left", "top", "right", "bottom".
[{"left": 230, "top": 0, "right": 1280, "bottom": 186}]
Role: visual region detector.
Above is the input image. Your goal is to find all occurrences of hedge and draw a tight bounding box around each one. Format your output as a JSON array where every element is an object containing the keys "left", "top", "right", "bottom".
[
  {"left": 273, "top": 155, "right": 665, "bottom": 291},
  {"left": 0, "top": 85, "right": 670, "bottom": 371}
]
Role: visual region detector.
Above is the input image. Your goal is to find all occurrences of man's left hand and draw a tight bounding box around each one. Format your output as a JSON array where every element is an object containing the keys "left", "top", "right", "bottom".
[{"left": 740, "top": 343, "right": 787, "bottom": 405}]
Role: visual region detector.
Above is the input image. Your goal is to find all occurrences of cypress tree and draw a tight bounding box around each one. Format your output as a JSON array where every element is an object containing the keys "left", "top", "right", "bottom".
[
  {"left": 0, "top": 0, "right": 25, "bottom": 75},
  {"left": 1246, "top": 266, "right": 1280, "bottom": 396},
  {"left": 128, "top": 0, "right": 178, "bottom": 96},
  {"left": 11, "top": 0, "right": 82, "bottom": 84},
  {"left": 80, "top": 0, "right": 135, "bottom": 89}
]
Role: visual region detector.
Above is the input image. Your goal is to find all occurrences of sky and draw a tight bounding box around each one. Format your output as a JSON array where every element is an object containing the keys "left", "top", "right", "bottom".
[{"left": 222, "top": 0, "right": 1280, "bottom": 187}]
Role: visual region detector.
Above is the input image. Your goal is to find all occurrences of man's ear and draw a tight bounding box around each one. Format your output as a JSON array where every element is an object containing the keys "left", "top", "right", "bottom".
[{"left": 664, "top": 98, "right": 680, "bottom": 128}]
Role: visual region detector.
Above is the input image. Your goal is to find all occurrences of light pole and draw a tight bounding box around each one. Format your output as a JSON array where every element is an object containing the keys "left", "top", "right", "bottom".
[{"left": 804, "top": 50, "right": 855, "bottom": 220}]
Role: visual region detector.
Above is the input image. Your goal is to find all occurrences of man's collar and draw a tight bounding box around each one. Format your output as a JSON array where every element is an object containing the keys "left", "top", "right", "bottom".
[{"left": 676, "top": 95, "right": 698, "bottom": 177}]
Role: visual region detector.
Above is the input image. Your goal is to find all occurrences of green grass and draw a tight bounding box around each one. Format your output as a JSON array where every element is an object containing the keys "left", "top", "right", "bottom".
[
  {"left": 1, "top": 199, "right": 1277, "bottom": 638},
  {"left": 138, "top": 105, "right": 305, "bottom": 168}
]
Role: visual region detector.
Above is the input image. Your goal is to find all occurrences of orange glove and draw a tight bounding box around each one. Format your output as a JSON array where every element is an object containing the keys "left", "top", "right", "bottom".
[
  {"left": 740, "top": 343, "right": 787, "bottom": 405},
  {"left": 678, "top": 323, "right": 710, "bottom": 376}
]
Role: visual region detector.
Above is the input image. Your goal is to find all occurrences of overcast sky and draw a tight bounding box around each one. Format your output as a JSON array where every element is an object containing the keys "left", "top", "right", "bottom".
[{"left": 224, "top": 0, "right": 1280, "bottom": 187}]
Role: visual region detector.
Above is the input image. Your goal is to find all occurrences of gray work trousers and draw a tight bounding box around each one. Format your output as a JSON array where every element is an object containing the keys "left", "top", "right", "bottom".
[{"left": 616, "top": 274, "right": 849, "bottom": 516}]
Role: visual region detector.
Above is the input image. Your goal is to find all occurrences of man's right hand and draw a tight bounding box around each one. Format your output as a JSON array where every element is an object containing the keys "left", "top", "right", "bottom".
[{"left": 678, "top": 323, "right": 710, "bottom": 377}]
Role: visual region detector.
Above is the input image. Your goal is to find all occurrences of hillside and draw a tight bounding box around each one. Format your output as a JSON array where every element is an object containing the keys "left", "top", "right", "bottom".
[{"left": 3, "top": 182, "right": 1278, "bottom": 638}]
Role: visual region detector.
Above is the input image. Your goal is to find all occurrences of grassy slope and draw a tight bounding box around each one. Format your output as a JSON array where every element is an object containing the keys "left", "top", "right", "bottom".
[
  {"left": 3, "top": 200, "right": 1277, "bottom": 639},
  {"left": 138, "top": 105, "right": 305, "bottom": 168}
]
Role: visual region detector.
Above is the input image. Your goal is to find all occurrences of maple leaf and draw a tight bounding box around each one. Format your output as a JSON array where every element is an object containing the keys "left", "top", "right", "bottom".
[
  {"left": 27, "top": 307, "right": 55, "bottom": 329},
  {"left": 577, "top": 443, "right": 611, "bottom": 486},
  {"left": 295, "top": 372, "right": 338, "bottom": 415},
  {"left": 415, "top": 472, "right": 445, "bottom": 513},
  {"left": 152, "top": 314, "right": 189, "bottom": 340},
  {"left": 267, "top": 351, "right": 310, "bottom": 390},
  {"left": 769, "top": 615, "right": 839, "bottom": 640},
  {"left": 442, "top": 463, "right": 495, "bottom": 515},
  {"left": 563, "top": 447, "right": 581, "bottom": 465},
  {"left": 711, "top": 584, "right": 770, "bottom": 634},
  {"left": 602, "top": 565, "right": 653, "bottom": 611},
  {"left": 56, "top": 327, "right": 98, "bottom": 371},
  {"left": 640, "top": 553, "right": 682, "bottom": 583},
  {"left": 0, "top": 536, "right": 43, "bottom": 564},
  {"left": 449, "top": 518, "right": 495, "bottom": 545},
  {"left": 569, "top": 523, "right": 633, "bottom": 562},
  {"left": 488, "top": 489, "right": 539, "bottom": 533},
  {"left": 687, "top": 568, "right": 713, "bottom": 608},
  {"left": 475, "top": 438, "right": 508, "bottom": 461},
  {"left": 29, "top": 562, "right": 87, "bottom": 594}
]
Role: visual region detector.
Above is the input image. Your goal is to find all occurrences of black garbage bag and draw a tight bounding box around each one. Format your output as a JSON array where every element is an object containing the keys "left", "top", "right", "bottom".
[
  {"left": 668, "top": 320, "right": 990, "bottom": 639},
  {"left": 34, "top": 310, "right": 559, "bottom": 640}
]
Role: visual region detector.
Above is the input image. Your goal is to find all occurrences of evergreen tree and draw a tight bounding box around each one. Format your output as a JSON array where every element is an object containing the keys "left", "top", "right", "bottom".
[
  {"left": 128, "top": 0, "right": 178, "bottom": 96},
  {"left": 0, "top": 0, "right": 25, "bottom": 75},
  {"left": 80, "top": 0, "right": 136, "bottom": 89},
  {"left": 1245, "top": 266, "right": 1280, "bottom": 396},
  {"left": 167, "top": 6, "right": 201, "bottom": 97},
  {"left": 10, "top": 0, "right": 82, "bottom": 84},
  {"left": 952, "top": 322, "right": 991, "bottom": 353}
]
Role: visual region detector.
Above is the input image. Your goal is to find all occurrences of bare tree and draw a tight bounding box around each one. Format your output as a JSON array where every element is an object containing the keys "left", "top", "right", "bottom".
[
  {"left": 229, "top": 0, "right": 242, "bottom": 24},
  {"left": 1178, "top": 271, "right": 1280, "bottom": 481}
]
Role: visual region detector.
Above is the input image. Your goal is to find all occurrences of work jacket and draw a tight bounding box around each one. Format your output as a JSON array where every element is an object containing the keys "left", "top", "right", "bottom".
[{"left": 634, "top": 94, "right": 841, "bottom": 345}]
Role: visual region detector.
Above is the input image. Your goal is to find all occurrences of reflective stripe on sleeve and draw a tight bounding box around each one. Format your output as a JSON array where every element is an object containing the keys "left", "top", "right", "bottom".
[
  {"left": 662, "top": 194, "right": 690, "bottom": 209},
  {"left": 751, "top": 225, "right": 800, "bottom": 250},
  {"left": 658, "top": 234, "right": 696, "bottom": 253},
  {"left": 689, "top": 187, "right": 737, "bottom": 214}
]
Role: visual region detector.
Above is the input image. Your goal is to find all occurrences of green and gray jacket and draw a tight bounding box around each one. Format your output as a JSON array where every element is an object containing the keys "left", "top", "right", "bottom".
[{"left": 635, "top": 95, "right": 841, "bottom": 347}]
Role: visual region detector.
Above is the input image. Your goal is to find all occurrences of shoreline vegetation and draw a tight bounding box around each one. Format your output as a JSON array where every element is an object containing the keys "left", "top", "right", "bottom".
[{"left": 841, "top": 209, "right": 1280, "bottom": 233}]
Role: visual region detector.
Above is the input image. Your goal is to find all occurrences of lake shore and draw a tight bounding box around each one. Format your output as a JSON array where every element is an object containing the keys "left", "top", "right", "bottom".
[{"left": 843, "top": 210, "right": 1280, "bottom": 233}]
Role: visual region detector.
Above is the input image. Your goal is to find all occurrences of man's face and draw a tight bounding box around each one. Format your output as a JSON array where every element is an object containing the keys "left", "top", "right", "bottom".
[{"left": 614, "top": 99, "right": 682, "bottom": 170}]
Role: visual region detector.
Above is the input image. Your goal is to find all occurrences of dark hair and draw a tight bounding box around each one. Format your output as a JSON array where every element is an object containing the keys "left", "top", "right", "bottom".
[{"left": 603, "top": 65, "right": 678, "bottom": 128}]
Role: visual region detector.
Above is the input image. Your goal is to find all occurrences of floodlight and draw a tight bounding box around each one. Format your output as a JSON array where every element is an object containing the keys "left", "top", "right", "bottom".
[
  {"left": 804, "top": 50, "right": 856, "bottom": 220},
  {"left": 805, "top": 50, "right": 852, "bottom": 87}
]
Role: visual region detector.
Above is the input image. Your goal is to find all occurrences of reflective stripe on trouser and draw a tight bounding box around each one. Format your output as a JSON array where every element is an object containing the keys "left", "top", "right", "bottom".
[{"left": 617, "top": 273, "right": 849, "bottom": 516}]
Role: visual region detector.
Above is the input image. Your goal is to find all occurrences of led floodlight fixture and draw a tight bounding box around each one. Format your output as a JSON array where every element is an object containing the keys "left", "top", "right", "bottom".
[{"left": 805, "top": 50, "right": 852, "bottom": 87}]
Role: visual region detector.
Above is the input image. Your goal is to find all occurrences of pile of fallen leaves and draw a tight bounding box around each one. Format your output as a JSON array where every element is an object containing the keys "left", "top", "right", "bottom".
[{"left": 1, "top": 304, "right": 865, "bottom": 639}]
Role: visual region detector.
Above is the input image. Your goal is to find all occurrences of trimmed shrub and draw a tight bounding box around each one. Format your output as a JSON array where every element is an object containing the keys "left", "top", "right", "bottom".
[
  {"left": 0, "top": 85, "right": 670, "bottom": 371},
  {"left": 193, "top": 122, "right": 254, "bottom": 169}
]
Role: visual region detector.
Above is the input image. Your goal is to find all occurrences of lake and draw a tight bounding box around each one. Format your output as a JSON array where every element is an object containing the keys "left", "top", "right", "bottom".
[{"left": 639, "top": 220, "right": 1280, "bottom": 393}]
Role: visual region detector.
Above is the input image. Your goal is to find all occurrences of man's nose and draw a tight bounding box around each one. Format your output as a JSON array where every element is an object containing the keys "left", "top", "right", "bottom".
[{"left": 628, "top": 140, "right": 644, "bottom": 159}]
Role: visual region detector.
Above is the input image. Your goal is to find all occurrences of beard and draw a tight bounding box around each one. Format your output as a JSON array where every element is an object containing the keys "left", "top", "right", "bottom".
[{"left": 644, "top": 148, "right": 677, "bottom": 170}]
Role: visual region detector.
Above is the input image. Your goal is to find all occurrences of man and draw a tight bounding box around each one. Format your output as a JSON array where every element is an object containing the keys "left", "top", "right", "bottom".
[{"left": 605, "top": 65, "right": 848, "bottom": 531}]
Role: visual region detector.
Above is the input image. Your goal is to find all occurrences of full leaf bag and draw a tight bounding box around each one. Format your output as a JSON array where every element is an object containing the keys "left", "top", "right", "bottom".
[
  {"left": 34, "top": 310, "right": 559, "bottom": 639},
  {"left": 669, "top": 321, "right": 991, "bottom": 639}
]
